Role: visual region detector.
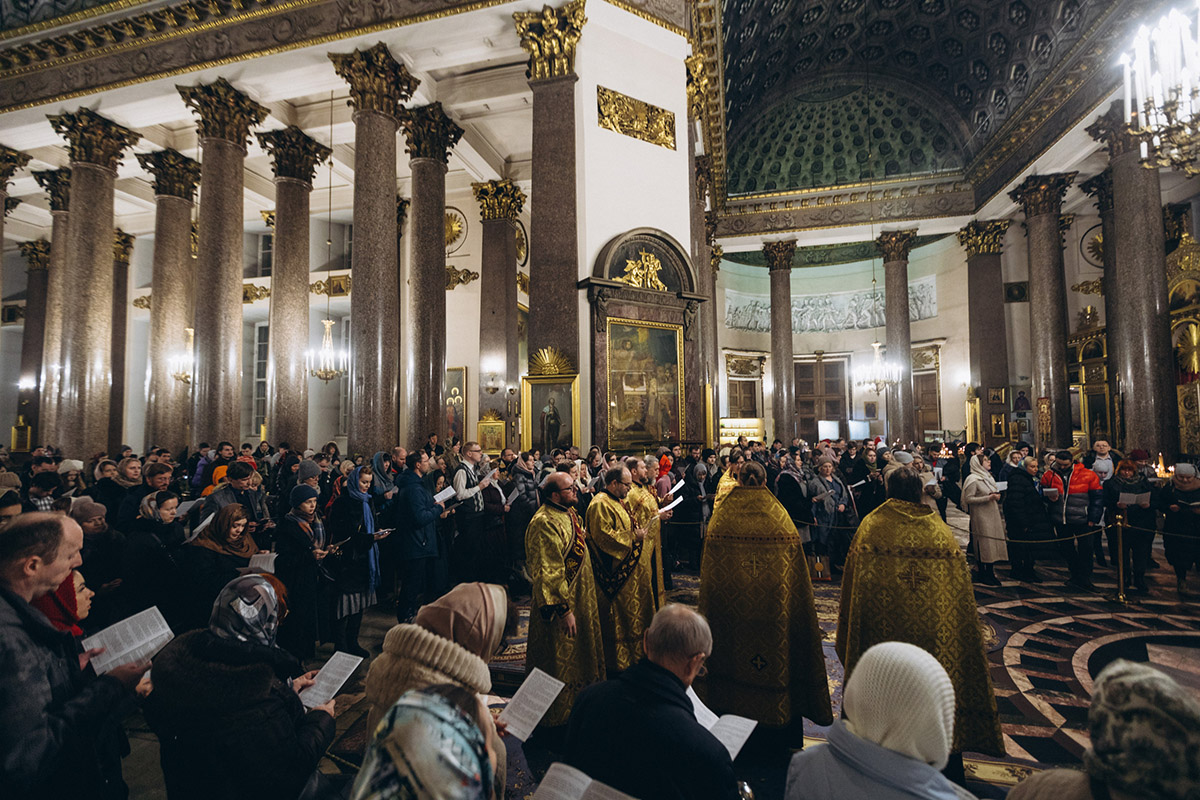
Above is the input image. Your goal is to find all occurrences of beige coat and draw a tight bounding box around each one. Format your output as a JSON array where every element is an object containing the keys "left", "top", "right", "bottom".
[
  {"left": 962, "top": 476, "right": 1009, "bottom": 564},
  {"left": 918, "top": 468, "right": 942, "bottom": 513}
]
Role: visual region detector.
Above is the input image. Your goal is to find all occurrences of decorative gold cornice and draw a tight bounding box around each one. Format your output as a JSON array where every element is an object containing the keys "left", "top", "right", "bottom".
[
  {"left": 399, "top": 103, "right": 463, "bottom": 164},
  {"left": 517, "top": 271, "right": 529, "bottom": 294},
  {"left": 762, "top": 239, "right": 797, "bottom": 271},
  {"left": 33, "top": 168, "right": 70, "bottom": 212},
  {"left": 604, "top": 0, "right": 686, "bottom": 36},
  {"left": 256, "top": 125, "right": 331, "bottom": 185},
  {"left": 513, "top": 0, "right": 586, "bottom": 82},
  {"left": 397, "top": 195, "right": 410, "bottom": 233},
  {"left": 329, "top": 42, "right": 419, "bottom": 120},
  {"left": 136, "top": 149, "right": 199, "bottom": 200},
  {"left": 19, "top": 239, "right": 50, "bottom": 271},
  {"left": 529, "top": 345, "right": 575, "bottom": 376},
  {"left": 597, "top": 86, "right": 675, "bottom": 150},
  {"left": 1072, "top": 278, "right": 1105, "bottom": 296},
  {"left": 957, "top": 220, "right": 1010, "bottom": 258},
  {"left": 876, "top": 229, "right": 917, "bottom": 263},
  {"left": 310, "top": 274, "right": 351, "bottom": 296},
  {"left": 446, "top": 264, "right": 479, "bottom": 290},
  {"left": 685, "top": 53, "right": 708, "bottom": 121},
  {"left": 0, "top": 144, "right": 29, "bottom": 185},
  {"left": 1168, "top": 233, "right": 1200, "bottom": 287},
  {"left": 1079, "top": 170, "right": 1113, "bottom": 214},
  {"left": 177, "top": 78, "right": 268, "bottom": 148},
  {"left": 260, "top": 210, "right": 275, "bottom": 228},
  {"left": 1008, "top": 172, "right": 1077, "bottom": 218},
  {"left": 243, "top": 282, "right": 270, "bottom": 303},
  {"left": 47, "top": 108, "right": 139, "bottom": 170},
  {"left": 132, "top": 294, "right": 151, "bottom": 309},
  {"left": 471, "top": 179, "right": 525, "bottom": 221},
  {"left": 4, "top": 196, "right": 19, "bottom": 216},
  {"left": 113, "top": 229, "right": 134, "bottom": 263},
  {"left": 1085, "top": 102, "right": 1142, "bottom": 158}
]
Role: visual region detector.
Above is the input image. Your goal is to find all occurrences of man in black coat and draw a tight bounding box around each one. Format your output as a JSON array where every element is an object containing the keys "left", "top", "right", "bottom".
[{"left": 566, "top": 604, "right": 741, "bottom": 800}]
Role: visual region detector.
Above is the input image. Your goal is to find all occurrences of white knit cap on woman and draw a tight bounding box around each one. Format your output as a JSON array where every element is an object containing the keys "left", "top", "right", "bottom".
[{"left": 842, "top": 641, "right": 957, "bottom": 770}]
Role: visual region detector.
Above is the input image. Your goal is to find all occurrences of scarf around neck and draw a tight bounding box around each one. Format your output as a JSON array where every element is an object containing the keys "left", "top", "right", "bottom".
[{"left": 347, "top": 466, "right": 380, "bottom": 596}]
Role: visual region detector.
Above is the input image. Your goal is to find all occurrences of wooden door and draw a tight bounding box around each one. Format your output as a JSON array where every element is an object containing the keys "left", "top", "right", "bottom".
[
  {"left": 913, "top": 372, "right": 941, "bottom": 437},
  {"left": 795, "top": 360, "right": 848, "bottom": 440}
]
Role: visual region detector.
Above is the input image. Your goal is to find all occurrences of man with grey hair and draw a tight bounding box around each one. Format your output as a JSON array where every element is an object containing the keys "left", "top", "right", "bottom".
[{"left": 566, "top": 604, "right": 740, "bottom": 800}]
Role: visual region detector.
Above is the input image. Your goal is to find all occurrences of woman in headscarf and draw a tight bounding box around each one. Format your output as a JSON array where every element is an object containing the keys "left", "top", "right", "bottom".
[
  {"left": 1003, "top": 456, "right": 1055, "bottom": 583},
  {"left": 31, "top": 569, "right": 93, "bottom": 637},
  {"left": 785, "top": 642, "right": 966, "bottom": 800},
  {"left": 122, "top": 490, "right": 195, "bottom": 630},
  {"left": 322, "top": 458, "right": 356, "bottom": 519},
  {"left": 276, "top": 484, "right": 331, "bottom": 660},
  {"left": 654, "top": 454, "right": 674, "bottom": 500},
  {"left": 146, "top": 575, "right": 338, "bottom": 800},
  {"left": 808, "top": 456, "right": 854, "bottom": 572},
  {"left": 1101, "top": 459, "right": 1157, "bottom": 595},
  {"left": 352, "top": 685, "right": 498, "bottom": 800},
  {"left": 181, "top": 503, "right": 260, "bottom": 611},
  {"left": 89, "top": 458, "right": 134, "bottom": 527},
  {"left": 370, "top": 450, "right": 398, "bottom": 510},
  {"left": 426, "top": 469, "right": 456, "bottom": 599},
  {"left": 57, "top": 459, "right": 86, "bottom": 496},
  {"left": 327, "top": 464, "right": 382, "bottom": 657},
  {"left": 273, "top": 452, "right": 301, "bottom": 516},
  {"left": 1009, "top": 660, "right": 1200, "bottom": 800},
  {"left": 962, "top": 452, "right": 1008, "bottom": 586}
]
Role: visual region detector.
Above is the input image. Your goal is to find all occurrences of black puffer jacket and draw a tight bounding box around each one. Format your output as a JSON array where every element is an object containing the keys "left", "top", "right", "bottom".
[
  {"left": 145, "top": 630, "right": 329, "bottom": 800},
  {"left": 1002, "top": 469, "right": 1054, "bottom": 547}
]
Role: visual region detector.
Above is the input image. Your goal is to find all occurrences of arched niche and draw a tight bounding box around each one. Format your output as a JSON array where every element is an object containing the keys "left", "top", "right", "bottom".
[{"left": 591, "top": 228, "right": 697, "bottom": 295}]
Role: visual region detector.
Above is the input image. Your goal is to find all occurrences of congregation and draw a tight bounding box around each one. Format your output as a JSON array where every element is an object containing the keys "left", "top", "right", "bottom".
[{"left": 1, "top": 430, "right": 1199, "bottom": 800}]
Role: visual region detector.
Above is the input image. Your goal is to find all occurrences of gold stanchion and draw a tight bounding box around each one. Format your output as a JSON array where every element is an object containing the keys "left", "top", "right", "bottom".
[{"left": 1107, "top": 511, "right": 1132, "bottom": 605}]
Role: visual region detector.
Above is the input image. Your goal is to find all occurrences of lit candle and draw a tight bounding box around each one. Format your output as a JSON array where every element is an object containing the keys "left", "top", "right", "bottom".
[{"left": 1122, "top": 54, "right": 1132, "bottom": 122}]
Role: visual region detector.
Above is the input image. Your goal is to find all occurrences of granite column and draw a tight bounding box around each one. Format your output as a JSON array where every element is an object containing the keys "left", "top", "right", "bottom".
[
  {"left": 472, "top": 179, "right": 525, "bottom": 438},
  {"left": 515, "top": 1, "right": 586, "bottom": 372},
  {"left": 178, "top": 79, "right": 268, "bottom": 445},
  {"left": 331, "top": 43, "right": 418, "bottom": 457},
  {"left": 957, "top": 221, "right": 1012, "bottom": 448},
  {"left": 878, "top": 230, "right": 917, "bottom": 445},
  {"left": 33, "top": 169, "right": 69, "bottom": 447},
  {"left": 1080, "top": 169, "right": 1121, "bottom": 448},
  {"left": 48, "top": 109, "right": 140, "bottom": 458},
  {"left": 108, "top": 231, "right": 134, "bottom": 454},
  {"left": 17, "top": 241, "right": 50, "bottom": 441},
  {"left": 258, "top": 127, "right": 331, "bottom": 452},
  {"left": 1089, "top": 108, "right": 1179, "bottom": 457},
  {"left": 137, "top": 150, "right": 200, "bottom": 455},
  {"left": 401, "top": 103, "right": 463, "bottom": 443},
  {"left": 1010, "top": 173, "right": 1077, "bottom": 448},
  {"left": 764, "top": 240, "right": 797, "bottom": 442}
]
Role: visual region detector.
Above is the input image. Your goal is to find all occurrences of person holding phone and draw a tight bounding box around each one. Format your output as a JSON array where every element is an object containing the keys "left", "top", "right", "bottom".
[{"left": 327, "top": 465, "right": 381, "bottom": 657}]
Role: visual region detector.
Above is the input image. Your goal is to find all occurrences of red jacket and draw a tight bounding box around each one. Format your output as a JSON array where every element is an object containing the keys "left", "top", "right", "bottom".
[{"left": 1040, "top": 464, "right": 1102, "bottom": 525}]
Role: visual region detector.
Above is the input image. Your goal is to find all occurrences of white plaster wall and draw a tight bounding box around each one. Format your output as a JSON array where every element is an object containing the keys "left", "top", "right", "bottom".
[
  {"left": 1, "top": 247, "right": 25, "bottom": 433},
  {"left": 125, "top": 316, "right": 148, "bottom": 452},
  {"left": 444, "top": 185, "right": 482, "bottom": 446},
  {"left": 1062, "top": 213, "right": 1104, "bottom": 334}
]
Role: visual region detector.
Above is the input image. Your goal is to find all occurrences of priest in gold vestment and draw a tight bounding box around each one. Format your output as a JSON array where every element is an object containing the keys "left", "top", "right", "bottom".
[
  {"left": 586, "top": 466, "right": 658, "bottom": 673},
  {"left": 711, "top": 448, "right": 744, "bottom": 515},
  {"left": 624, "top": 456, "right": 671, "bottom": 609},
  {"left": 698, "top": 461, "right": 832, "bottom": 729},
  {"left": 526, "top": 472, "right": 606, "bottom": 727},
  {"left": 837, "top": 468, "right": 1005, "bottom": 757}
]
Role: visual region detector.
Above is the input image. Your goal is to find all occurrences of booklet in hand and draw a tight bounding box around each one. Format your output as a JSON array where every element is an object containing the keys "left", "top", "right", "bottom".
[
  {"left": 433, "top": 486, "right": 456, "bottom": 504},
  {"left": 299, "top": 651, "right": 364, "bottom": 708},
  {"left": 660, "top": 494, "right": 684, "bottom": 513},
  {"left": 532, "top": 763, "right": 636, "bottom": 800},
  {"left": 497, "top": 667, "right": 565, "bottom": 741},
  {"left": 687, "top": 686, "right": 757, "bottom": 760},
  {"left": 81, "top": 607, "right": 174, "bottom": 675}
]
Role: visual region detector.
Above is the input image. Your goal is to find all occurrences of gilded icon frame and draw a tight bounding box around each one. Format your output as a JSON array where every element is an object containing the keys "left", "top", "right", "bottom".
[
  {"left": 521, "top": 374, "right": 581, "bottom": 453},
  {"left": 476, "top": 420, "right": 506, "bottom": 453},
  {"left": 606, "top": 317, "right": 685, "bottom": 449},
  {"left": 445, "top": 366, "right": 467, "bottom": 442}
]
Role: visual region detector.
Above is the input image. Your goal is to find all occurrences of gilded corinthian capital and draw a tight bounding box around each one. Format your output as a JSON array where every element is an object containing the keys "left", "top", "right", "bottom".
[
  {"left": 1008, "top": 172, "right": 1077, "bottom": 218},
  {"left": 256, "top": 126, "right": 332, "bottom": 185},
  {"left": 876, "top": 229, "right": 917, "bottom": 262},
  {"left": 177, "top": 79, "right": 268, "bottom": 149},
  {"left": 47, "top": 108, "right": 140, "bottom": 171},
  {"left": 399, "top": 103, "right": 463, "bottom": 164},
  {"left": 472, "top": 179, "right": 526, "bottom": 221},
  {"left": 136, "top": 150, "right": 200, "bottom": 200},
  {"left": 19, "top": 240, "right": 50, "bottom": 271},
  {"left": 513, "top": 0, "right": 586, "bottom": 81},
  {"left": 113, "top": 229, "right": 135, "bottom": 263},
  {"left": 686, "top": 53, "right": 709, "bottom": 120},
  {"left": 1086, "top": 102, "right": 1142, "bottom": 158},
  {"left": 957, "top": 220, "right": 1010, "bottom": 258},
  {"left": 0, "top": 145, "right": 30, "bottom": 187},
  {"left": 1079, "top": 170, "right": 1113, "bottom": 214},
  {"left": 4, "top": 197, "right": 19, "bottom": 216},
  {"left": 33, "top": 169, "right": 70, "bottom": 212},
  {"left": 763, "top": 239, "right": 797, "bottom": 271},
  {"left": 397, "top": 195, "right": 410, "bottom": 232},
  {"left": 329, "top": 43, "right": 420, "bottom": 119}
]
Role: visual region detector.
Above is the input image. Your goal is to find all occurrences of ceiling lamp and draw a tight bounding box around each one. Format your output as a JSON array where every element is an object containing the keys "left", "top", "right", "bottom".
[
  {"left": 1123, "top": 6, "right": 1200, "bottom": 175},
  {"left": 854, "top": 340, "right": 901, "bottom": 395},
  {"left": 308, "top": 90, "right": 349, "bottom": 383}
]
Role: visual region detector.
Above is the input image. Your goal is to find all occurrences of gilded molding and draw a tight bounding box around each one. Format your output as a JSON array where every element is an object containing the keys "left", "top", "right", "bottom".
[
  {"left": 260, "top": 210, "right": 275, "bottom": 228},
  {"left": 711, "top": 242, "right": 723, "bottom": 275},
  {"left": 471, "top": 179, "right": 525, "bottom": 221},
  {"left": 399, "top": 103, "right": 463, "bottom": 164},
  {"left": 1086, "top": 102, "right": 1141, "bottom": 159},
  {"left": 690, "top": 0, "right": 728, "bottom": 209},
  {"left": 445, "top": 263, "right": 479, "bottom": 290},
  {"left": 685, "top": 53, "right": 707, "bottom": 121},
  {"left": 597, "top": 86, "right": 676, "bottom": 150},
  {"left": 19, "top": 239, "right": 50, "bottom": 271},
  {"left": 704, "top": 209, "right": 717, "bottom": 244},
  {"left": 613, "top": 249, "right": 669, "bottom": 291},
  {"left": 310, "top": 274, "right": 351, "bottom": 296},
  {"left": 1072, "top": 279, "right": 1105, "bottom": 296},
  {"left": 876, "top": 229, "right": 917, "bottom": 263},
  {"left": 957, "top": 220, "right": 1010, "bottom": 257},
  {"left": 1008, "top": 173, "right": 1077, "bottom": 218},
  {"left": 33, "top": 169, "right": 70, "bottom": 212},
  {"left": 47, "top": 107, "right": 139, "bottom": 170},
  {"left": 762, "top": 239, "right": 797, "bottom": 271},
  {"left": 517, "top": 271, "right": 529, "bottom": 294},
  {"left": 257, "top": 125, "right": 331, "bottom": 184},
  {"left": 177, "top": 78, "right": 268, "bottom": 148},
  {"left": 113, "top": 229, "right": 134, "bottom": 263},
  {"left": 131, "top": 294, "right": 151, "bottom": 309},
  {"left": 329, "top": 42, "right": 419, "bottom": 120},
  {"left": 1168, "top": 233, "right": 1200, "bottom": 287},
  {"left": 397, "top": 195, "right": 410, "bottom": 232},
  {"left": 695, "top": 153, "right": 712, "bottom": 204},
  {"left": 513, "top": 0, "right": 586, "bottom": 81},
  {"left": 136, "top": 149, "right": 199, "bottom": 200},
  {"left": 243, "top": 282, "right": 270, "bottom": 303},
  {"left": 1079, "top": 170, "right": 1113, "bottom": 214},
  {"left": 529, "top": 346, "right": 575, "bottom": 376},
  {"left": 0, "top": 145, "right": 30, "bottom": 185},
  {"left": 4, "top": 196, "right": 19, "bottom": 216}
]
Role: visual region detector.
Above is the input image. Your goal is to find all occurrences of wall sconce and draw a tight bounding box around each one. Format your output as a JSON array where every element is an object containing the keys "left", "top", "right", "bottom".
[
  {"left": 17, "top": 376, "right": 36, "bottom": 391},
  {"left": 484, "top": 373, "right": 502, "bottom": 394}
]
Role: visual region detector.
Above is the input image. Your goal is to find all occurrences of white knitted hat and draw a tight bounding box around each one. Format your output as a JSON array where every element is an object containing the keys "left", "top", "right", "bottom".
[{"left": 842, "top": 641, "right": 956, "bottom": 769}]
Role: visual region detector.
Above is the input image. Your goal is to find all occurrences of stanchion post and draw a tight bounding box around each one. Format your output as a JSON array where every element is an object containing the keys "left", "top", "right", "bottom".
[{"left": 1107, "top": 511, "right": 1130, "bottom": 605}]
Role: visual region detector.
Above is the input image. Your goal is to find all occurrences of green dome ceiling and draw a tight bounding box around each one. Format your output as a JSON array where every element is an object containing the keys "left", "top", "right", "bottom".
[{"left": 726, "top": 84, "right": 965, "bottom": 195}]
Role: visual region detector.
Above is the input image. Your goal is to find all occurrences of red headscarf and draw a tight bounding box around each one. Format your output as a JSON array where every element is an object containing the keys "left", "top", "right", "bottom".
[
  {"left": 31, "top": 572, "right": 82, "bottom": 636},
  {"left": 658, "top": 455, "right": 673, "bottom": 479}
]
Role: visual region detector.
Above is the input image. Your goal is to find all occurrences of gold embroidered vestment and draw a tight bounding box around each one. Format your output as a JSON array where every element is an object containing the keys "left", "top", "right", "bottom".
[{"left": 586, "top": 491, "right": 658, "bottom": 673}]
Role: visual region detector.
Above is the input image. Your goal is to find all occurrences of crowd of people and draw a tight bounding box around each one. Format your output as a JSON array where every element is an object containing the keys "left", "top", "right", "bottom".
[{"left": 1, "top": 428, "right": 1197, "bottom": 800}]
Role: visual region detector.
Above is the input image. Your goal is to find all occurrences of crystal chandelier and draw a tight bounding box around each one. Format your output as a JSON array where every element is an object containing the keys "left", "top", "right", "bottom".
[
  {"left": 169, "top": 328, "right": 194, "bottom": 384},
  {"left": 1123, "top": 6, "right": 1200, "bottom": 175},
  {"left": 307, "top": 319, "right": 348, "bottom": 382},
  {"left": 854, "top": 340, "right": 901, "bottom": 395}
]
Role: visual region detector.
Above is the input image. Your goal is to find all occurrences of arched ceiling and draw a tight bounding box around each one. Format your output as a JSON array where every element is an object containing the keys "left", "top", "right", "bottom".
[{"left": 721, "top": 0, "right": 1111, "bottom": 194}]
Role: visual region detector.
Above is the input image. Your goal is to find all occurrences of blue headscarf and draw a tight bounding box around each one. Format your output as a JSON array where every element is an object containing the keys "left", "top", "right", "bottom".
[{"left": 347, "top": 465, "right": 380, "bottom": 597}]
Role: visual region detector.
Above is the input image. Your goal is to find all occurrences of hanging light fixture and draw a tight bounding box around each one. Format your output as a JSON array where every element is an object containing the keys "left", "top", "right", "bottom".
[
  {"left": 169, "top": 327, "right": 194, "bottom": 384},
  {"left": 307, "top": 91, "right": 349, "bottom": 382},
  {"left": 1123, "top": 6, "right": 1200, "bottom": 175}
]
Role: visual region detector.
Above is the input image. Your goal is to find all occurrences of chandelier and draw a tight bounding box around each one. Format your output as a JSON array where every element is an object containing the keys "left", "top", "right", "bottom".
[
  {"left": 169, "top": 328, "right": 194, "bottom": 384},
  {"left": 307, "top": 319, "right": 348, "bottom": 382},
  {"left": 1123, "top": 7, "right": 1200, "bottom": 175},
  {"left": 854, "top": 340, "right": 901, "bottom": 395}
]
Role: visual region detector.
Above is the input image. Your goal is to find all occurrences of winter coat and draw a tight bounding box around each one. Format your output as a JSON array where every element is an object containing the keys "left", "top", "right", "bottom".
[
  {"left": 390, "top": 469, "right": 442, "bottom": 561},
  {"left": 177, "top": 544, "right": 250, "bottom": 613},
  {"left": 87, "top": 478, "right": 128, "bottom": 528},
  {"left": 776, "top": 469, "right": 816, "bottom": 527},
  {"left": 1002, "top": 470, "right": 1055, "bottom": 549},
  {"left": 326, "top": 491, "right": 377, "bottom": 594},
  {"left": 122, "top": 518, "right": 201, "bottom": 632},
  {"left": 145, "top": 630, "right": 331, "bottom": 800},
  {"left": 1041, "top": 465, "right": 1103, "bottom": 527},
  {"left": 1158, "top": 482, "right": 1200, "bottom": 567},
  {"left": 962, "top": 476, "right": 1008, "bottom": 564},
  {"left": 1101, "top": 474, "right": 1157, "bottom": 537},
  {"left": 274, "top": 515, "right": 326, "bottom": 659},
  {"left": 505, "top": 465, "right": 540, "bottom": 542}
]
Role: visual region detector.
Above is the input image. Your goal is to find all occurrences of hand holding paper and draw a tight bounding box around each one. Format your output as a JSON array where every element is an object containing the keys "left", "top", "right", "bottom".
[
  {"left": 497, "top": 668, "right": 565, "bottom": 741},
  {"left": 299, "top": 651, "right": 363, "bottom": 708}
]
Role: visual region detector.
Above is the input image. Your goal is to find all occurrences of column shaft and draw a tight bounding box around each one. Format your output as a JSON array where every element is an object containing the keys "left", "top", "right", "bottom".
[
  {"left": 108, "top": 233, "right": 133, "bottom": 455},
  {"left": 17, "top": 243, "right": 49, "bottom": 440},
  {"left": 268, "top": 177, "right": 313, "bottom": 450},
  {"left": 41, "top": 212, "right": 69, "bottom": 444},
  {"left": 145, "top": 196, "right": 194, "bottom": 454},
  {"left": 1027, "top": 211, "right": 1072, "bottom": 445},
  {"left": 959, "top": 220, "right": 1012, "bottom": 448},
  {"left": 884, "top": 257, "right": 915, "bottom": 444},
  {"left": 407, "top": 157, "right": 448, "bottom": 442},
  {"left": 770, "top": 267, "right": 795, "bottom": 441}
]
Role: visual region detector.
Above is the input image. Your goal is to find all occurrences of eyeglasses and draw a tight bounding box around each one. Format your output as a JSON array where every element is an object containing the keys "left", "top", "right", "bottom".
[{"left": 692, "top": 652, "right": 709, "bottom": 677}]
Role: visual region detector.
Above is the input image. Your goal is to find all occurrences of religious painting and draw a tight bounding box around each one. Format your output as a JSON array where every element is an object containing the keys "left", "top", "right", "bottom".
[
  {"left": 1068, "top": 386, "right": 1083, "bottom": 431},
  {"left": 990, "top": 413, "right": 1006, "bottom": 439},
  {"left": 445, "top": 367, "right": 467, "bottom": 442},
  {"left": 522, "top": 374, "right": 580, "bottom": 454},
  {"left": 863, "top": 401, "right": 878, "bottom": 420},
  {"left": 1084, "top": 388, "right": 1110, "bottom": 440},
  {"left": 986, "top": 387, "right": 1006, "bottom": 405},
  {"left": 607, "top": 318, "right": 684, "bottom": 449},
  {"left": 477, "top": 420, "right": 506, "bottom": 454}
]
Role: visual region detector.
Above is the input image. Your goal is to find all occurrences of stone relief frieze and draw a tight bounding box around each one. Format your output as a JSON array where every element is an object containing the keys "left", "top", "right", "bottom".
[{"left": 725, "top": 275, "right": 937, "bottom": 334}]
